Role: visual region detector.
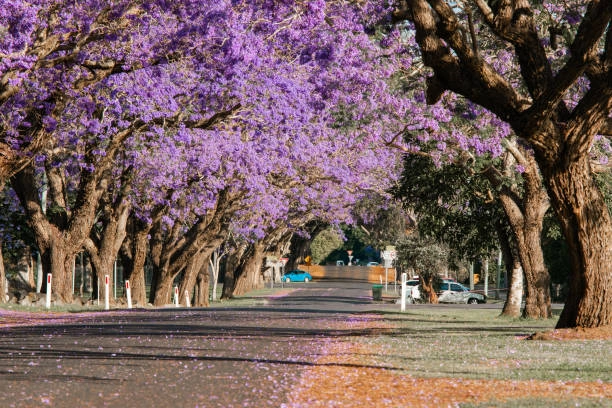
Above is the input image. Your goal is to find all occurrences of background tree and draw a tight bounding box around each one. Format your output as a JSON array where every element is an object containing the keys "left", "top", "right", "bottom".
[
  {"left": 391, "top": 0, "right": 612, "bottom": 328},
  {"left": 395, "top": 235, "right": 448, "bottom": 303},
  {"left": 394, "top": 149, "right": 543, "bottom": 317},
  {"left": 310, "top": 227, "right": 344, "bottom": 265}
]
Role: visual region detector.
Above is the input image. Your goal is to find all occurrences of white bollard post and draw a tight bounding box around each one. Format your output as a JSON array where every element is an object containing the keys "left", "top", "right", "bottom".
[
  {"left": 125, "top": 280, "right": 132, "bottom": 309},
  {"left": 385, "top": 267, "right": 388, "bottom": 292},
  {"left": 104, "top": 274, "right": 110, "bottom": 310},
  {"left": 46, "top": 274, "right": 52, "bottom": 309},
  {"left": 185, "top": 290, "right": 191, "bottom": 307},
  {"left": 400, "top": 273, "right": 407, "bottom": 312},
  {"left": 174, "top": 286, "right": 179, "bottom": 307}
]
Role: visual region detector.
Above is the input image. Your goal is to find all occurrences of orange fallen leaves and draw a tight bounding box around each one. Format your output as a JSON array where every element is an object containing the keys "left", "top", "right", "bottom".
[
  {"left": 527, "top": 325, "right": 612, "bottom": 340},
  {"left": 287, "top": 325, "right": 612, "bottom": 407}
]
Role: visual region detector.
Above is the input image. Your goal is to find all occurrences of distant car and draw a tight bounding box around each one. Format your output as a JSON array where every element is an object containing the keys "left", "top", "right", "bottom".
[
  {"left": 366, "top": 261, "right": 379, "bottom": 266},
  {"left": 281, "top": 269, "right": 312, "bottom": 282},
  {"left": 406, "top": 279, "right": 485, "bottom": 304},
  {"left": 438, "top": 282, "right": 486, "bottom": 304}
]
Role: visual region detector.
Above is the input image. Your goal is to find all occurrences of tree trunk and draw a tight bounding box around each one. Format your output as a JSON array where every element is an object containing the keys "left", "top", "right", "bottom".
[
  {"left": 36, "top": 251, "right": 43, "bottom": 293},
  {"left": 501, "top": 261, "right": 524, "bottom": 318},
  {"left": 499, "top": 200, "right": 551, "bottom": 319},
  {"left": 489, "top": 145, "right": 552, "bottom": 319},
  {"left": 398, "top": 0, "right": 612, "bottom": 329},
  {"left": 0, "top": 238, "right": 7, "bottom": 303},
  {"left": 222, "top": 244, "right": 248, "bottom": 299},
  {"left": 420, "top": 273, "right": 438, "bottom": 304},
  {"left": 121, "top": 219, "right": 151, "bottom": 306},
  {"left": 542, "top": 156, "right": 612, "bottom": 328},
  {"left": 194, "top": 269, "right": 210, "bottom": 307},
  {"left": 178, "top": 252, "right": 208, "bottom": 306},
  {"left": 21, "top": 246, "right": 35, "bottom": 289},
  {"left": 83, "top": 200, "right": 130, "bottom": 305},
  {"left": 179, "top": 237, "right": 227, "bottom": 305},
  {"left": 230, "top": 242, "right": 265, "bottom": 297},
  {"left": 482, "top": 258, "right": 489, "bottom": 298},
  {"left": 286, "top": 221, "right": 324, "bottom": 270},
  {"left": 38, "top": 233, "right": 78, "bottom": 303},
  {"left": 209, "top": 249, "right": 224, "bottom": 302},
  {"left": 11, "top": 163, "right": 105, "bottom": 303},
  {"left": 148, "top": 189, "right": 238, "bottom": 306},
  {"left": 152, "top": 267, "right": 175, "bottom": 306}
]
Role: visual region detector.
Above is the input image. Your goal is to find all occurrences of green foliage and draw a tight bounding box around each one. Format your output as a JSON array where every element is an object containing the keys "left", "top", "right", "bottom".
[
  {"left": 594, "top": 169, "right": 612, "bottom": 215},
  {"left": 543, "top": 237, "right": 571, "bottom": 285},
  {"left": 356, "top": 308, "right": 610, "bottom": 387},
  {"left": 395, "top": 235, "right": 448, "bottom": 288},
  {"left": 0, "top": 185, "right": 36, "bottom": 275},
  {"left": 352, "top": 194, "right": 411, "bottom": 248},
  {"left": 324, "top": 225, "right": 374, "bottom": 264},
  {"left": 393, "top": 154, "right": 504, "bottom": 260},
  {"left": 310, "top": 227, "right": 344, "bottom": 265}
]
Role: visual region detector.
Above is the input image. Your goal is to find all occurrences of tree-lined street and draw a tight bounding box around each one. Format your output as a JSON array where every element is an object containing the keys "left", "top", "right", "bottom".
[
  {"left": 0, "top": 271, "right": 604, "bottom": 407},
  {"left": 0, "top": 275, "right": 390, "bottom": 407}
]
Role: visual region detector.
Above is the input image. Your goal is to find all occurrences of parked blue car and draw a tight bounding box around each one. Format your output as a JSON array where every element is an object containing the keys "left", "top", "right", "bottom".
[{"left": 281, "top": 269, "right": 312, "bottom": 282}]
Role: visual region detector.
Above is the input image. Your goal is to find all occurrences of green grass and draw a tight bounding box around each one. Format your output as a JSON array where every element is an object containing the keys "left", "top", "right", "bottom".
[
  {"left": 364, "top": 308, "right": 610, "bottom": 383},
  {"left": 348, "top": 308, "right": 611, "bottom": 406},
  {"left": 1, "top": 303, "right": 108, "bottom": 313},
  {"left": 462, "top": 398, "right": 610, "bottom": 408}
]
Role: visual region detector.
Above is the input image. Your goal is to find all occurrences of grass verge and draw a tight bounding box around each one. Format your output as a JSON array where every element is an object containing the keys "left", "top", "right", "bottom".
[{"left": 288, "top": 308, "right": 611, "bottom": 407}]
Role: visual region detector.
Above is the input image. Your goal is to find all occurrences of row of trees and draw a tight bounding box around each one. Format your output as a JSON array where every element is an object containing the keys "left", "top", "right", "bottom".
[
  {"left": 1, "top": 1, "right": 610, "bottom": 328},
  {"left": 0, "top": 1, "right": 407, "bottom": 306}
]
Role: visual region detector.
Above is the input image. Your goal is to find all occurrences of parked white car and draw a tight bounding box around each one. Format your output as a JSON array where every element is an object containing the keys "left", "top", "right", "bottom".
[
  {"left": 404, "top": 279, "right": 485, "bottom": 304},
  {"left": 405, "top": 280, "right": 421, "bottom": 303},
  {"left": 438, "top": 282, "right": 486, "bottom": 304}
]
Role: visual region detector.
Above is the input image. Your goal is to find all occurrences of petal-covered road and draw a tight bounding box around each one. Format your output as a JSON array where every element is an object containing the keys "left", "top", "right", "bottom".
[
  {"left": 2, "top": 278, "right": 609, "bottom": 407},
  {"left": 0, "top": 282, "right": 390, "bottom": 407}
]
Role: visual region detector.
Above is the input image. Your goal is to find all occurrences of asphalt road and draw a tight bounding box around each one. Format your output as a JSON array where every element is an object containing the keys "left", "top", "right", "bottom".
[{"left": 0, "top": 267, "right": 501, "bottom": 407}]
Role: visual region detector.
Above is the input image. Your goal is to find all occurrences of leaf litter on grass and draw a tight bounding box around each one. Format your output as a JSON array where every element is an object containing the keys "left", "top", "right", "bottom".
[{"left": 286, "top": 316, "right": 612, "bottom": 407}]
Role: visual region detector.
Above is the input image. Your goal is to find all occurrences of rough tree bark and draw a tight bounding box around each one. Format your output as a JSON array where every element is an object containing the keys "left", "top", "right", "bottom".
[
  {"left": 396, "top": 0, "right": 612, "bottom": 327},
  {"left": 542, "top": 155, "right": 612, "bottom": 327},
  {"left": 229, "top": 242, "right": 266, "bottom": 297},
  {"left": 10, "top": 121, "right": 135, "bottom": 302},
  {"left": 178, "top": 251, "right": 208, "bottom": 306},
  {"left": 177, "top": 231, "right": 230, "bottom": 306},
  {"left": 0, "top": 238, "right": 6, "bottom": 303},
  {"left": 194, "top": 266, "right": 210, "bottom": 307},
  {"left": 495, "top": 223, "right": 523, "bottom": 318},
  {"left": 225, "top": 226, "right": 294, "bottom": 297},
  {"left": 493, "top": 145, "right": 551, "bottom": 319},
  {"left": 222, "top": 243, "right": 248, "bottom": 299},
  {"left": 148, "top": 189, "right": 238, "bottom": 306},
  {"left": 83, "top": 190, "right": 131, "bottom": 304},
  {"left": 12, "top": 167, "right": 81, "bottom": 302},
  {"left": 502, "top": 261, "right": 524, "bottom": 318},
  {"left": 120, "top": 217, "right": 151, "bottom": 306}
]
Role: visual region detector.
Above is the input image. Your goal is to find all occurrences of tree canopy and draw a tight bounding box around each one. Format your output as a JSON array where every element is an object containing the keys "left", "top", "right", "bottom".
[{"left": 1, "top": 1, "right": 610, "bottom": 328}]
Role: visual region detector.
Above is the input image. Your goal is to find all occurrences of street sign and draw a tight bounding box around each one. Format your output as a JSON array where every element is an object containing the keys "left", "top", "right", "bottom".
[{"left": 381, "top": 250, "right": 397, "bottom": 260}]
